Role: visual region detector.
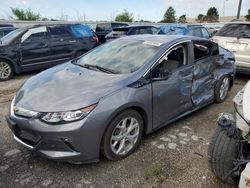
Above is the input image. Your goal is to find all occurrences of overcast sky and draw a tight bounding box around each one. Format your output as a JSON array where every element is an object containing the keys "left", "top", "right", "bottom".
[{"left": 0, "top": 0, "right": 250, "bottom": 21}]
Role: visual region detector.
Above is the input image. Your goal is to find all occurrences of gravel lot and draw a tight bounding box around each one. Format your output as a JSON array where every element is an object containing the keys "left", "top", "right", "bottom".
[{"left": 0, "top": 72, "right": 249, "bottom": 188}]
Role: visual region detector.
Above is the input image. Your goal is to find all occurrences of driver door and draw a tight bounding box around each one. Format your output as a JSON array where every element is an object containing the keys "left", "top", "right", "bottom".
[{"left": 151, "top": 42, "right": 194, "bottom": 129}]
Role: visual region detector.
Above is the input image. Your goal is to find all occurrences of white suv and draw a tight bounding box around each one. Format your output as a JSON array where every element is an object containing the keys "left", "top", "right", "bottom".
[{"left": 213, "top": 22, "right": 250, "bottom": 74}]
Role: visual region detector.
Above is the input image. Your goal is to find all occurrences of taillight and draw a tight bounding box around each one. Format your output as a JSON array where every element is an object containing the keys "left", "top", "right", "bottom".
[{"left": 93, "top": 36, "right": 99, "bottom": 44}]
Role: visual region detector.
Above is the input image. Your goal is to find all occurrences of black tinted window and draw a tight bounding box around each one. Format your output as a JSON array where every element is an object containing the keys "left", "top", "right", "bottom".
[
  {"left": 216, "top": 24, "right": 250, "bottom": 38},
  {"left": 111, "top": 23, "right": 128, "bottom": 28},
  {"left": 49, "top": 27, "right": 71, "bottom": 38},
  {"left": 24, "top": 32, "right": 46, "bottom": 42},
  {"left": 193, "top": 41, "right": 213, "bottom": 61},
  {"left": 96, "top": 23, "right": 111, "bottom": 32}
]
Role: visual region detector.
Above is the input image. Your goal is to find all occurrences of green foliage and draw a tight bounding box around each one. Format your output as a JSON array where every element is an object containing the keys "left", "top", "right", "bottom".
[
  {"left": 178, "top": 14, "right": 187, "bottom": 23},
  {"left": 245, "top": 9, "right": 250, "bottom": 21},
  {"left": 144, "top": 163, "right": 165, "bottom": 185},
  {"left": 206, "top": 7, "right": 219, "bottom": 22},
  {"left": 10, "top": 7, "right": 40, "bottom": 20},
  {"left": 196, "top": 14, "right": 206, "bottom": 23},
  {"left": 161, "top": 6, "right": 176, "bottom": 23},
  {"left": 115, "top": 10, "right": 133, "bottom": 22}
]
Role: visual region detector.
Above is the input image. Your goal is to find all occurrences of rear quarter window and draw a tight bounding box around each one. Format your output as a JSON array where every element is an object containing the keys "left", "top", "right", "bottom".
[
  {"left": 71, "top": 25, "right": 94, "bottom": 38},
  {"left": 216, "top": 24, "right": 250, "bottom": 38},
  {"left": 193, "top": 41, "right": 214, "bottom": 61}
]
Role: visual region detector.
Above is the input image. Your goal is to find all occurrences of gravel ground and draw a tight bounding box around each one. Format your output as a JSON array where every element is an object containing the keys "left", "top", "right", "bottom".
[{"left": 0, "top": 72, "right": 249, "bottom": 188}]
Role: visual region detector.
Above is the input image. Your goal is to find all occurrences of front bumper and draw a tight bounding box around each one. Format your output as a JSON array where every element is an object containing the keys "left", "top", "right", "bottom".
[{"left": 6, "top": 113, "right": 105, "bottom": 163}]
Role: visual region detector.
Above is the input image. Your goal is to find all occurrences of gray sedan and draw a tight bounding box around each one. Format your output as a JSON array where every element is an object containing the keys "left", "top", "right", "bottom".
[{"left": 6, "top": 35, "right": 235, "bottom": 163}]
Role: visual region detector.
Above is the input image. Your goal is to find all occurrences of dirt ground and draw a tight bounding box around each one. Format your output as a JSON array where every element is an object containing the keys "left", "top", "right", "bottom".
[{"left": 0, "top": 72, "right": 249, "bottom": 188}]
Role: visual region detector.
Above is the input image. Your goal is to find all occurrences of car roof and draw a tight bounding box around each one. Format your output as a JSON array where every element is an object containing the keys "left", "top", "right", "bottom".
[
  {"left": 122, "top": 34, "right": 207, "bottom": 44},
  {"left": 160, "top": 24, "right": 203, "bottom": 29},
  {"left": 224, "top": 21, "right": 250, "bottom": 25}
]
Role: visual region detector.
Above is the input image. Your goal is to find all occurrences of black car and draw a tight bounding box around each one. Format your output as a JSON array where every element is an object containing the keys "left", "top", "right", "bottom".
[
  {"left": 0, "top": 27, "right": 17, "bottom": 39},
  {"left": 95, "top": 22, "right": 128, "bottom": 43},
  {"left": 105, "top": 25, "right": 160, "bottom": 42},
  {"left": 0, "top": 24, "right": 99, "bottom": 81}
]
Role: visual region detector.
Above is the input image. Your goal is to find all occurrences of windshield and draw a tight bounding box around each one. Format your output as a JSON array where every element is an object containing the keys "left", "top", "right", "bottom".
[
  {"left": 216, "top": 24, "right": 250, "bottom": 38},
  {"left": 77, "top": 38, "right": 161, "bottom": 74},
  {"left": 0, "top": 28, "right": 26, "bottom": 45}
]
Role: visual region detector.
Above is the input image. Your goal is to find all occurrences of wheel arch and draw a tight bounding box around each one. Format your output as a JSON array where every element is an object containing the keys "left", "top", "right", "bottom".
[{"left": 0, "top": 56, "right": 19, "bottom": 74}]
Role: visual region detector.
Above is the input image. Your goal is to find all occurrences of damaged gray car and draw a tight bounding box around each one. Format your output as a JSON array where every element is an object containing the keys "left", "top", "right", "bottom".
[{"left": 6, "top": 35, "right": 235, "bottom": 163}]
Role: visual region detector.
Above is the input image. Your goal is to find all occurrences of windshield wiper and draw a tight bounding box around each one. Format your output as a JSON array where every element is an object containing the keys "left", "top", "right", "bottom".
[{"left": 83, "top": 64, "right": 119, "bottom": 74}]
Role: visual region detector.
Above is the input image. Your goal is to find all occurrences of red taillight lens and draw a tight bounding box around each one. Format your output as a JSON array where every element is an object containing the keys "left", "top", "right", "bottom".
[{"left": 93, "top": 36, "right": 99, "bottom": 44}]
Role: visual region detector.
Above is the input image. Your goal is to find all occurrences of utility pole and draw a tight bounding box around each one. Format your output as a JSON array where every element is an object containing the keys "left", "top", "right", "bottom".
[{"left": 237, "top": 0, "right": 242, "bottom": 19}]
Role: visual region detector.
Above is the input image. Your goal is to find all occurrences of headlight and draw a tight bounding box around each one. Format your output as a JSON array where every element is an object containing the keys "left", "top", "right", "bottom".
[{"left": 41, "top": 104, "right": 97, "bottom": 124}]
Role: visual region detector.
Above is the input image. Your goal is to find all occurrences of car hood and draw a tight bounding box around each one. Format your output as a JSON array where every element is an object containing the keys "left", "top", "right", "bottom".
[{"left": 15, "top": 63, "right": 130, "bottom": 112}]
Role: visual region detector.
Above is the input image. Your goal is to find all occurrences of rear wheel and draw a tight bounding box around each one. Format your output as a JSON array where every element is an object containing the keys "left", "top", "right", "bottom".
[
  {"left": 102, "top": 109, "right": 143, "bottom": 161},
  {"left": 0, "top": 60, "right": 14, "bottom": 81},
  {"left": 208, "top": 125, "right": 240, "bottom": 184},
  {"left": 214, "top": 76, "right": 230, "bottom": 103}
]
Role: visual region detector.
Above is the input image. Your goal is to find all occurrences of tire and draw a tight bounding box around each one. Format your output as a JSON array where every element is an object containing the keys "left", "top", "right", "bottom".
[
  {"left": 208, "top": 125, "right": 240, "bottom": 184},
  {"left": 102, "top": 109, "right": 143, "bottom": 161},
  {"left": 214, "top": 75, "right": 230, "bottom": 103},
  {"left": 0, "top": 59, "right": 14, "bottom": 81}
]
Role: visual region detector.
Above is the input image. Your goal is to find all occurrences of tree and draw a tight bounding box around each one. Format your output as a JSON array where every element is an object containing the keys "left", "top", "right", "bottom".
[
  {"left": 10, "top": 7, "right": 40, "bottom": 20},
  {"left": 161, "top": 6, "right": 176, "bottom": 23},
  {"left": 245, "top": 9, "right": 250, "bottom": 21},
  {"left": 196, "top": 14, "right": 206, "bottom": 23},
  {"left": 206, "top": 7, "right": 219, "bottom": 22},
  {"left": 115, "top": 10, "right": 133, "bottom": 22},
  {"left": 178, "top": 14, "right": 187, "bottom": 23}
]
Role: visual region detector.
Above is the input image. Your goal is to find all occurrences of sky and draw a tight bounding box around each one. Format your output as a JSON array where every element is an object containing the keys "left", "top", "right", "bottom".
[{"left": 0, "top": 0, "right": 250, "bottom": 21}]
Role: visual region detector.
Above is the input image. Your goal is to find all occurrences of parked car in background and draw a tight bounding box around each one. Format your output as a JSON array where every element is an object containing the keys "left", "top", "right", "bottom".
[
  {"left": 6, "top": 35, "right": 235, "bottom": 164},
  {"left": 0, "top": 27, "right": 17, "bottom": 39},
  {"left": 159, "top": 24, "right": 211, "bottom": 39},
  {"left": 105, "top": 25, "right": 159, "bottom": 42},
  {"left": 95, "top": 22, "right": 128, "bottom": 43},
  {"left": 212, "top": 22, "right": 250, "bottom": 74},
  {"left": 208, "top": 81, "right": 250, "bottom": 186},
  {"left": 0, "top": 24, "right": 99, "bottom": 81}
]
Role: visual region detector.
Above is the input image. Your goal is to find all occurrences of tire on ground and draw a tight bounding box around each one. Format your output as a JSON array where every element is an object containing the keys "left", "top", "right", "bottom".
[{"left": 208, "top": 125, "right": 240, "bottom": 184}]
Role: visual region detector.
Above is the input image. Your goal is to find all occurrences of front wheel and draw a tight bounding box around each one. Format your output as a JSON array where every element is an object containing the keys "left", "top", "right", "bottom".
[
  {"left": 0, "top": 60, "right": 14, "bottom": 81},
  {"left": 208, "top": 125, "right": 240, "bottom": 184},
  {"left": 102, "top": 109, "right": 143, "bottom": 161}
]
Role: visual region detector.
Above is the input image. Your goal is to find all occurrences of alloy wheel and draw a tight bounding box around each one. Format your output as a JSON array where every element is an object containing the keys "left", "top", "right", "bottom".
[
  {"left": 219, "top": 77, "right": 230, "bottom": 100},
  {"left": 0, "top": 61, "right": 11, "bottom": 79},
  {"left": 110, "top": 117, "right": 140, "bottom": 156}
]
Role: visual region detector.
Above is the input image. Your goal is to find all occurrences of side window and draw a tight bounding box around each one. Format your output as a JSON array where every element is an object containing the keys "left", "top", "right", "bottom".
[
  {"left": 0, "top": 31, "right": 4, "bottom": 38},
  {"left": 21, "top": 27, "right": 47, "bottom": 43},
  {"left": 193, "top": 41, "right": 213, "bottom": 61},
  {"left": 49, "top": 27, "right": 71, "bottom": 38},
  {"left": 151, "top": 27, "right": 159, "bottom": 34},
  {"left": 152, "top": 44, "right": 188, "bottom": 78},
  {"left": 71, "top": 25, "right": 94, "bottom": 38},
  {"left": 201, "top": 28, "right": 210, "bottom": 39},
  {"left": 190, "top": 28, "right": 202, "bottom": 37}
]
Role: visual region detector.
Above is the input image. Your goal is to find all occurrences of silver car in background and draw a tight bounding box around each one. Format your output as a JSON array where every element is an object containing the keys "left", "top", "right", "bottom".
[
  {"left": 6, "top": 35, "right": 235, "bottom": 164},
  {"left": 213, "top": 22, "right": 250, "bottom": 74}
]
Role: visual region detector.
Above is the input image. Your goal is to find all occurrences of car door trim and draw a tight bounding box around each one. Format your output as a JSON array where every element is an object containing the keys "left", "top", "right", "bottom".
[{"left": 21, "top": 57, "right": 70, "bottom": 67}]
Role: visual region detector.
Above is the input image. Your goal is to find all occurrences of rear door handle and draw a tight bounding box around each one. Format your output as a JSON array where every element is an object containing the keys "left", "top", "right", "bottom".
[{"left": 69, "top": 40, "right": 77, "bottom": 43}]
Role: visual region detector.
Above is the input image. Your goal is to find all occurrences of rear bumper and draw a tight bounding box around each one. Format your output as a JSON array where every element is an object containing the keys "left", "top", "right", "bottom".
[{"left": 235, "top": 61, "right": 250, "bottom": 74}]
